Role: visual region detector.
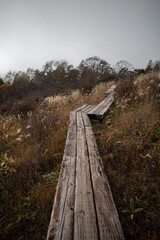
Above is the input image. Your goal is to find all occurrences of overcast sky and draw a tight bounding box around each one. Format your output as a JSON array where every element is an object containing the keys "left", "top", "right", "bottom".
[{"left": 0, "top": 0, "right": 160, "bottom": 77}]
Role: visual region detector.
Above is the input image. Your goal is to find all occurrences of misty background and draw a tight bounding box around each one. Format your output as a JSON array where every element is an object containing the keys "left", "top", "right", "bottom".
[{"left": 0, "top": 0, "right": 160, "bottom": 77}]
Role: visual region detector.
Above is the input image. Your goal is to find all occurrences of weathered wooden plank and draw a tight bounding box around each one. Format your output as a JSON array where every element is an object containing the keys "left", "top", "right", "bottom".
[
  {"left": 73, "top": 104, "right": 87, "bottom": 113},
  {"left": 46, "top": 113, "right": 77, "bottom": 240},
  {"left": 84, "top": 124, "right": 125, "bottom": 240},
  {"left": 87, "top": 94, "right": 114, "bottom": 119},
  {"left": 60, "top": 156, "right": 76, "bottom": 240},
  {"left": 69, "top": 111, "right": 77, "bottom": 127},
  {"left": 74, "top": 112, "right": 98, "bottom": 240},
  {"left": 92, "top": 95, "right": 113, "bottom": 115},
  {"left": 88, "top": 98, "right": 106, "bottom": 115},
  {"left": 77, "top": 111, "right": 84, "bottom": 127},
  {"left": 98, "top": 94, "right": 114, "bottom": 116},
  {"left": 47, "top": 85, "right": 124, "bottom": 240},
  {"left": 82, "top": 112, "right": 92, "bottom": 127},
  {"left": 74, "top": 104, "right": 93, "bottom": 113},
  {"left": 106, "top": 84, "right": 116, "bottom": 94},
  {"left": 64, "top": 125, "right": 76, "bottom": 157},
  {"left": 87, "top": 85, "right": 115, "bottom": 116},
  {"left": 92, "top": 94, "right": 114, "bottom": 117},
  {"left": 46, "top": 156, "right": 75, "bottom": 240},
  {"left": 79, "top": 104, "right": 93, "bottom": 113},
  {"left": 64, "top": 112, "right": 77, "bottom": 157},
  {"left": 84, "top": 105, "right": 96, "bottom": 113}
]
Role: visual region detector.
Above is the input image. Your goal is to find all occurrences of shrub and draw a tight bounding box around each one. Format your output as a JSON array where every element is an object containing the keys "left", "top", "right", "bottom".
[
  {"left": 11, "top": 96, "right": 37, "bottom": 115},
  {"left": 0, "top": 101, "right": 13, "bottom": 114},
  {"left": 114, "top": 78, "right": 135, "bottom": 100},
  {"left": 79, "top": 80, "right": 95, "bottom": 94}
]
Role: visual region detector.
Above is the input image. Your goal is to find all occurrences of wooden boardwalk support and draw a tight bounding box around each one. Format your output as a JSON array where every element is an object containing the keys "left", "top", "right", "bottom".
[{"left": 46, "top": 85, "right": 125, "bottom": 240}]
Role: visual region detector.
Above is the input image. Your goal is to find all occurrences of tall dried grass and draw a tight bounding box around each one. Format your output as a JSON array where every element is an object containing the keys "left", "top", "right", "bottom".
[
  {"left": 93, "top": 73, "right": 160, "bottom": 239},
  {"left": 0, "top": 82, "right": 113, "bottom": 240}
]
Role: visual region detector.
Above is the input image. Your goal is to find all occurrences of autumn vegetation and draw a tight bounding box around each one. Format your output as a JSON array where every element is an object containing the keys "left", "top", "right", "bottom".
[
  {"left": 0, "top": 57, "right": 160, "bottom": 239},
  {"left": 93, "top": 72, "right": 160, "bottom": 239}
]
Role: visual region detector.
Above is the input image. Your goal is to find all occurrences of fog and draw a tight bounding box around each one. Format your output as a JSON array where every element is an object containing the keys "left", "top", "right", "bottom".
[{"left": 0, "top": 0, "right": 160, "bottom": 76}]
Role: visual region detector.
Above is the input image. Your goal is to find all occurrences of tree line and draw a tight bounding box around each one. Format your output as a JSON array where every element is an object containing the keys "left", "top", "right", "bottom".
[{"left": 0, "top": 57, "right": 159, "bottom": 108}]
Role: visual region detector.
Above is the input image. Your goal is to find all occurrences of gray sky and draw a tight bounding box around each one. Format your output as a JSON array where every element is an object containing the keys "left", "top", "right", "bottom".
[{"left": 0, "top": 0, "right": 160, "bottom": 77}]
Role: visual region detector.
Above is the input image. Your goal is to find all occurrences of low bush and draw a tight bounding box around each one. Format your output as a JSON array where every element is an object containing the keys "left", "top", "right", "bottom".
[
  {"left": 11, "top": 96, "right": 37, "bottom": 116},
  {"left": 114, "top": 77, "right": 136, "bottom": 100},
  {"left": 79, "top": 80, "right": 95, "bottom": 94}
]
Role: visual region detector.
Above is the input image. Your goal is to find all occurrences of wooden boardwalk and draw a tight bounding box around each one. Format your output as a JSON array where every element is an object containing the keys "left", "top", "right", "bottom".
[{"left": 46, "top": 86, "right": 124, "bottom": 240}]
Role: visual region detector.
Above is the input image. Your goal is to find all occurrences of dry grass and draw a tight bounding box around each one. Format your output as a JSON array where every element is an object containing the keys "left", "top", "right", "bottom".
[
  {"left": 93, "top": 73, "right": 160, "bottom": 239},
  {"left": 114, "top": 78, "right": 136, "bottom": 100},
  {"left": 0, "top": 82, "right": 112, "bottom": 240},
  {"left": 134, "top": 72, "right": 160, "bottom": 105},
  {"left": 0, "top": 109, "right": 67, "bottom": 239},
  {"left": 1, "top": 75, "right": 159, "bottom": 239}
]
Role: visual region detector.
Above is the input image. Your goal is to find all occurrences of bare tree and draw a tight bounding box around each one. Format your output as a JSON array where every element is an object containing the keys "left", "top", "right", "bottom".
[
  {"left": 78, "top": 56, "right": 113, "bottom": 84},
  {"left": 115, "top": 60, "right": 133, "bottom": 74}
]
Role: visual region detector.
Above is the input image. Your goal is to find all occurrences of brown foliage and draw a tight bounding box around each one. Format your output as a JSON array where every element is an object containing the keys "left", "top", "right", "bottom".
[
  {"left": 0, "top": 82, "right": 113, "bottom": 239},
  {"left": 79, "top": 80, "right": 95, "bottom": 94},
  {"left": 93, "top": 74, "right": 160, "bottom": 239},
  {"left": 11, "top": 96, "right": 37, "bottom": 115},
  {"left": 114, "top": 78, "right": 135, "bottom": 99}
]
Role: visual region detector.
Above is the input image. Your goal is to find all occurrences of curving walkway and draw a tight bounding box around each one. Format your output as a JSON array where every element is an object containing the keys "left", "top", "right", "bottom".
[{"left": 46, "top": 85, "right": 124, "bottom": 240}]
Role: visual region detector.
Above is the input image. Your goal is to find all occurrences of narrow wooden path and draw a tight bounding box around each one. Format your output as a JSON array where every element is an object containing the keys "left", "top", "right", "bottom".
[{"left": 46, "top": 85, "right": 124, "bottom": 240}]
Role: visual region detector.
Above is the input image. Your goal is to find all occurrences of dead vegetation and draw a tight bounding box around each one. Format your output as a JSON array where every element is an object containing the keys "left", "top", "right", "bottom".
[
  {"left": 0, "top": 72, "right": 160, "bottom": 239},
  {"left": 93, "top": 72, "right": 160, "bottom": 239},
  {"left": 0, "top": 82, "right": 111, "bottom": 240}
]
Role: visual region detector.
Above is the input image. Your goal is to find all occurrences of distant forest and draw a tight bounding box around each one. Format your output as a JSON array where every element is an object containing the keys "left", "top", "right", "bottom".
[{"left": 0, "top": 56, "right": 160, "bottom": 113}]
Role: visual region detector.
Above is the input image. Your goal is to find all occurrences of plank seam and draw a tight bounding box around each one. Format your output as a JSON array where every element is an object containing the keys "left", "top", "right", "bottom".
[
  {"left": 46, "top": 85, "right": 125, "bottom": 240},
  {"left": 73, "top": 113, "right": 77, "bottom": 240},
  {"left": 81, "top": 113, "right": 101, "bottom": 240},
  {"left": 60, "top": 157, "right": 72, "bottom": 240}
]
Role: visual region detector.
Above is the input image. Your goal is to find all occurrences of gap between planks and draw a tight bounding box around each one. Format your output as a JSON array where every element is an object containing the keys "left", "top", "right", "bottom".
[{"left": 46, "top": 85, "right": 125, "bottom": 240}]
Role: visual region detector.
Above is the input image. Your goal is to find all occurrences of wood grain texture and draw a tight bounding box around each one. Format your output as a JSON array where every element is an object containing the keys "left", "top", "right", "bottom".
[
  {"left": 82, "top": 112, "right": 92, "bottom": 127},
  {"left": 46, "top": 85, "right": 125, "bottom": 240},
  {"left": 74, "top": 112, "right": 98, "bottom": 240},
  {"left": 106, "top": 84, "right": 116, "bottom": 94},
  {"left": 64, "top": 112, "right": 77, "bottom": 157},
  {"left": 73, "top": 104, "right": 87, "bottom": 112},
  {"left": 88, "top": 99, "right": 106, "bottom": 115},
  {"left": 92, "top": 95, "right": 113, "bottom": 115},
  {"left": 88, "top": 94, "right": 114, "bottom": 118},
  {"left": 87, "top": 85, "right": 115, "bottom": 117},
  {"left": 98, "top": 94, "right": 114, "bottom": 116},
  {"left": 84, "top": 124, "right": 124, "bottom": 240},
  {"left": 46, "top": 113, "right": 77, "bottom": 240},
  {"left": 46, "top": 156, "right": 75, "bottom": 240},
  {"left": 78, "top": 104, "right": 93, "bottom": 113},
  {"left": 84, "top": 105, "right": 96, "bottom": 113}
]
